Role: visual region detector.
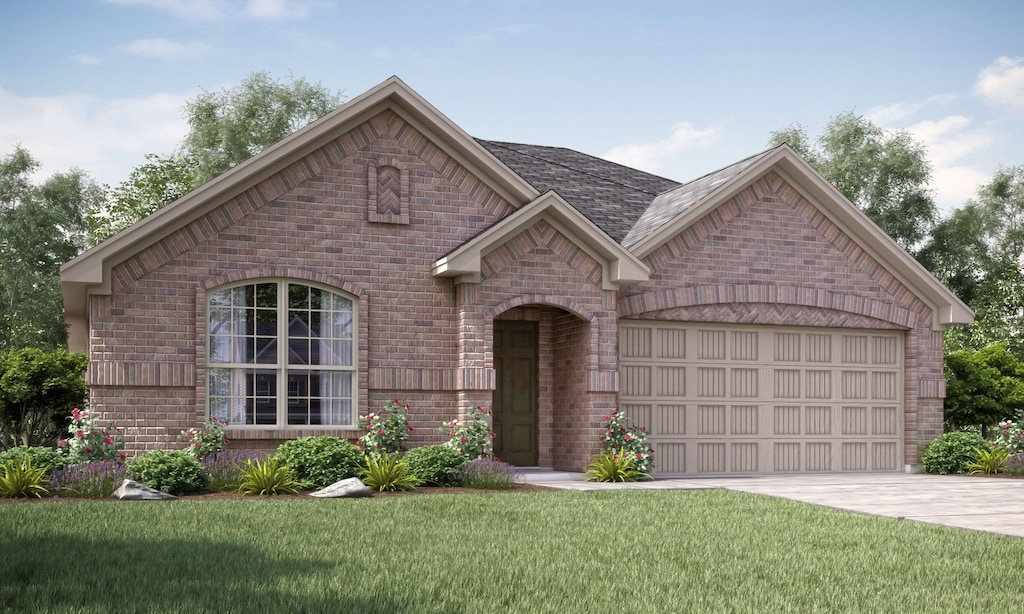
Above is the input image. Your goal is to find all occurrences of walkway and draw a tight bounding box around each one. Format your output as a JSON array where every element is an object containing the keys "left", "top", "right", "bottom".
[{"left": 519, "top": 469, "right": 1024, "bottom": 538}]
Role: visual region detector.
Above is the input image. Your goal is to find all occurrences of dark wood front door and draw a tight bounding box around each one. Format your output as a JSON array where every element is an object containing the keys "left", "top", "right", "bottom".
[{"left": 492, "top": 320, "right": 538, "bottom": 466}]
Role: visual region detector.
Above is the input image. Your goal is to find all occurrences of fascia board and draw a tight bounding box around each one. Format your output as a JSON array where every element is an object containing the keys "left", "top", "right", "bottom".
[{"left": 433, "top": 191, "right": 650, "bottom": 288}]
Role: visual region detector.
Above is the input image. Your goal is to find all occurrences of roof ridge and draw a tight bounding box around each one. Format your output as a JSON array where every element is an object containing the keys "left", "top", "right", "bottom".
[
  {"left": 477, "top": 139, "right": 680, "bottom": 195},
  {"left": 655, "top": 144, "right": 782, "bottom": 197}
]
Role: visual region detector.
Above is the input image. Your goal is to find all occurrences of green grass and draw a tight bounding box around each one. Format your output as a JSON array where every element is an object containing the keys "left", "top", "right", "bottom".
[{"left": 2, "top": 490, "right": 1022, "bottom": 613}]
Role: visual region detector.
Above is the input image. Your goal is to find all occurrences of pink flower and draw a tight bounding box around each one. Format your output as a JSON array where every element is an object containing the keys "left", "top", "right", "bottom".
[
  {"left": 1017, "top": 434, "right": 1022, "bottom": 440},
  {"left": 84, "top": 448, "right": 92, "bottom": 454},
  {"left": 408, "top": 426, "right": 414, "bottom": 431},
  {"left": 104, "top": 437, "right": 114, "bottom": 446},
  {"left": 76, "top": 430, "right": 84, "bottom": 438},
  {"left": 58, "top": 439, "right": 67, "bottom": 447},
  {"left": 376, "top": 429, "right": 384, "bottom": 436},
  {"left": 625, "top": 433, "right": 633, "bottom": 441},
  {"left": 194, "top": 442, "right": 201, "bottom": 448},
  {"left": 460, "top": 435, "right": 468, "bottom": 442},
  {"left": 72, "top": 408, "right": 80, "bottom": 419},
  {"left": 490, "top": 431, "right": 496, "bottom": 438}
]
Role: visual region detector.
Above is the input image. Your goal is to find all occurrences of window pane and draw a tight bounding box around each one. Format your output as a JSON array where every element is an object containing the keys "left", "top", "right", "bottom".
[
  {"left": 209, "top": 368, "right": 231, "bottom": 396},
  {"left": 209, "top": 289, "right": 232, "bottom": 307},
  {"left": 255, "top": 337, "right": 277, "bottom": 364},
  {"left": 255, "top": 283, "right": 277, "bottom": 309},
  {"left": 288, "top": 284, "right": 308, "bottom": 309},
  {"left": 331, "top": 340, "right": 352, "bottom": 366},
  {"left": 209, "top": 307, "right": 231, "bottom": 334},
  {"left": 331, "top": 312, "right": 352, "bottom": 338},
  {"left": 209, "top": 336, "right": 231, "bottom": 363},
  {"left": 285, "top": 369, "right": 352, "bottom": 426},
  {"left": 309, "top": 287, "right": 322, "bottom": 310}
]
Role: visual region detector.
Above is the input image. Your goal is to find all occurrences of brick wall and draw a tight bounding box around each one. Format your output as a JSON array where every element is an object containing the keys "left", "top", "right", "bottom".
[
  {"left": 621, "top": 171, "right": 943, "bottom": 466},
  {"left": 87, "top": 110, "right": 516, "bottom": 455}
]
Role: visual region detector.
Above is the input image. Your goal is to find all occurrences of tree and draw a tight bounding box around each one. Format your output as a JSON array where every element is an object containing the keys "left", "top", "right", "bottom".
[
  {"left": 769, "top": 111, "right": 937, "bottom": 252},
  {"left": 180, "top": 71, "right": 343, "bottom": 185},
  {"left": 0, "top": 147, "right": 100, "bottom": 350},
  {"left": 0, "top": 347, "right": 87, "bottom": 449},
  {"left": 923, "top": 167, "right": 1024, "bottom": 357},
  {"left": 944, "top": 343, "right": 1024, "bottom": 434},
  {"left": 85, "top": 154, "right": 197, "bottom": 246},
  {"left": 86, "top": 72, "right": 344, "bottom": 245}
]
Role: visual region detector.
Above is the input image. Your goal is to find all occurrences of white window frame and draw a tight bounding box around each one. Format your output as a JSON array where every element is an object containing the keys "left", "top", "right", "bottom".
[{"left": 206, "top": 280, "right": 357, "bottom": 429}]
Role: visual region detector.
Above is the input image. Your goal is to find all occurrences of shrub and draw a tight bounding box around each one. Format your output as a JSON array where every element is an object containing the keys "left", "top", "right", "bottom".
[
  {"left": 361, "top": 454, "right": 419, "bottom": 492},
  {"left": 275, "top": 436, "right": 362, "bottom": 488},
  {"left": 59, "top": 407, "right": 125, "bottom": 464},
  {"left": 600, "top": 410, "right": 654, "bottom": 473},
  {"left": 178, "top": 417, "right": 229, "bottom": 459},
  {"left": 967, "top": 446, "right": 1010, "bottom": 475},
  {"left": 0, "top": 446, "right": 66, "bottom": 475},
  {"left": 921, "top": 432, "right": 989, "bottom": 474},
  {"left": 585, "top": 447, "right": 651, "bottom": 483},
  {"left": 49, "top": 461, "right": 126, "bottom": 498},
  {"left": 0, "top": 458, "right": 49, "bottom": 498},
  {"left": 404, "top": 445, "right": 467, "bottom": 486},
  {"left": 439, "top": 406, "right": 494, "bottom": 460},
  {"left": 237, "top": 457, "right": 301, "bottom": 496},
  {"left": 358, "top": 400, "right": 413, "bottom": 458},
  {"left": 992, "top": 418, "right": 1024, "bottom": 454},
  {"left": 203, "top": 450, "right": 267, "bottom": 491},
  {"left": 458, "top": 459, "right": 520, "bottom": 490},
  {"left": 0, "top": 348, "right": 87, "bottom": 448},
  {"left": 126, "top": 450, "right": 209, "bottom": 496}
]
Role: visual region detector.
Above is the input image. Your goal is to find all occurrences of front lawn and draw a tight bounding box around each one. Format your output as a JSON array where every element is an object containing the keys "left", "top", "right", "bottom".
[{"left": 2, "top": 490, "right": 1022, "bottom": 612}]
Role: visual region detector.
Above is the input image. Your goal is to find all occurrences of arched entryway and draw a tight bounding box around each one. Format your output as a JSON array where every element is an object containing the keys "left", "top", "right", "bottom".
[{"left": 492, "top": 304, "right": 593, "bottom": 468}]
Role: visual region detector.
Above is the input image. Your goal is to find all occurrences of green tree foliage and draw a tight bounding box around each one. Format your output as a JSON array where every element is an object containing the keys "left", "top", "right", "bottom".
[
  {"left": 943, "top": 343, "right": 1024, "bottom": 433},
  {"left": 924, "top": 167, "right": 1024, "bottom": 356},
  {"left": 0, "top": 348, "right": 87, "bottom": 449},
  {"left": 0, "top": 147, "right": 99, "bottom": 349},
  {"left": 86, "top": 72, "right": 343, "bottom": 245},
  {"left": 86, "top": 154, "right": 197, "bottom": 246},
  {"left": 180, "top": 71, "right": 343, "bottom": 186},
  {"left": 769, "top": 111, "right": 936, "bottom": 252}
]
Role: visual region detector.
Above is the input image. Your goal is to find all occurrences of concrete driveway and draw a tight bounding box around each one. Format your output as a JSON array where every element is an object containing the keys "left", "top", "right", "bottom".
[{"left": 520, "top": 470, "right": 1024, "bottom": 538}]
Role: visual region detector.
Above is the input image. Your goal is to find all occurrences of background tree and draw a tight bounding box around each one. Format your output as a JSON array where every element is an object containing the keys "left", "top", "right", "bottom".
[
  {"left": 943, "top": 343, "right": 1024, "bottom": 434},
  {"left": 0, "top": 347, "right": 87, "bottom": 449},
  {"left": 86, "top": 72, "right": 343, "bottom": 246},
  {"left": 0, "top": 147, "right": 100, "bottom": 350},
  {"left": 180, "top": 71, "right": 343, "bottom": 186},
  {"left": 769, "top": 111, "right": 936, "bottom": 253},
  {"left": 85, "top": 154, "right": 197, "bottom": 246}
]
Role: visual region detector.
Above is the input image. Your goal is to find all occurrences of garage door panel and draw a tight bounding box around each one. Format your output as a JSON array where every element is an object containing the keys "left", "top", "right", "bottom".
[{"left": 620, "top": 321, "right": 903, "bottom": 475}]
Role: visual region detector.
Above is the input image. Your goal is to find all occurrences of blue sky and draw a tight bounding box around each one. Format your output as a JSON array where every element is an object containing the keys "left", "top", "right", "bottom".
[{"left": 1, "top": 0, "right": 1022, "bottom": 213}]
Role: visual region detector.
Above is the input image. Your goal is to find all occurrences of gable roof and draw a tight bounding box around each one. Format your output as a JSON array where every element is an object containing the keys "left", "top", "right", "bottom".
[
  {"left": 624, "top": 144, "right": 973, "bottom": 329},
  {"left": 478, "top": 140, "right": 680, "bottom": 243},
  {"left": 60, "top": 77, "right": 541, "bottom": 347},
  {"left": 432, "top": 190, "right": 649, "bottom": 289}
]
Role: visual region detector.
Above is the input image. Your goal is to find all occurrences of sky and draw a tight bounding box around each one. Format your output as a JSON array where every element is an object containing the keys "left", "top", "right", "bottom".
[{"left": 1, "top": 0, "right": 1022, "bottom": 214}]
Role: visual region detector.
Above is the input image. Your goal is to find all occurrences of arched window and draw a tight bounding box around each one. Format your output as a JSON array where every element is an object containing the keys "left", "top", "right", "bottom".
[{"left": 207, "top": 281, "right": 355, "bottom": 427}]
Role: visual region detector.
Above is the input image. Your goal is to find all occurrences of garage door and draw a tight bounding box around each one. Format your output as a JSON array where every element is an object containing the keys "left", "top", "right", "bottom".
[{"left": 619, "top": 322, "right": 903, "bottom": 475}]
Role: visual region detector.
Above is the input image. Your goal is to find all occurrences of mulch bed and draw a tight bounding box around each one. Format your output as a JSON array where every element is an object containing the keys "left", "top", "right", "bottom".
[{"left": 0, "top": 482, "right": 555, "bottom": 504}]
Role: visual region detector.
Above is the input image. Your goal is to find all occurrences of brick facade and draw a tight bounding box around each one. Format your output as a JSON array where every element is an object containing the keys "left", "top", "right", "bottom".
[{"left": 72, "top": 80, "right": 964, "bottom": 473}]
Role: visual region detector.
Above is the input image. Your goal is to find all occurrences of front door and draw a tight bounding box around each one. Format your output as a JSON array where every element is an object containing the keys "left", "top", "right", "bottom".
[{"left": 492, "top": 320, "right": 538, "bottom": 466}]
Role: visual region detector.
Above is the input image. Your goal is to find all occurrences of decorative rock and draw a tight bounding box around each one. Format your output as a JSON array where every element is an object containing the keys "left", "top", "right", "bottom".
[
  {"left": 310, "top": 477, "right": 373, "bottom": 498},
  {"left": 112, "top": 479, "right": 177, "bottom": 500}
]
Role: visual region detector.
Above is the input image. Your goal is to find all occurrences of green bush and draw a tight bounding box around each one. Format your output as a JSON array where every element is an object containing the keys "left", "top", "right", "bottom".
[
  {"left": 967, "top": 446, "right": 1010, "bottom": 475},
  {"left": 237, "top": 457, "right": 301, "bottom": 496},
  {"left": 921, "top": 432, "right": 989, "bottom": 474},
  {"left": 0, "top": 348, "right": 87, "bottom": 448},
  {"left": 275, "top": 436, "right": 362, "bottom": 488},
  {"left": 404, "top": 445, "right": 467, "bottom": 486},
  {"left": 126, "top": 450, "right": 209, "bottom": 495},
  {"left": 0, "top": 446, "right": 66, "bottom": 475}
]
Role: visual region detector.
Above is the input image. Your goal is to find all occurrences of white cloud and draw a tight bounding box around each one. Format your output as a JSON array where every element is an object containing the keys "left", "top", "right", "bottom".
[
  {"left": 602, "top": 122, "right": 720, "bottom": 173},
  {"left": 0, "top": 87, "right": 191, "bottom": 186},
  {"left": 974, "top": 56, "right": 1024, "bottom": 107},
  {"left": 67, "top": 54, "right": 104, "bottom": 66},
  {"left": 931, "top": 165, "right": 990, "bottom": 211},
  {"left": 906, "top": 115, "right": 995, "bottom": 168},
  {"left": 118, "top": 38, "right": 212, "bottom": 61},
  {"left": 865, "top": 94, "right": 958, "bottom": 125},
  {"left": 103, "top": 0, "right": 328, "bottom": 21}
]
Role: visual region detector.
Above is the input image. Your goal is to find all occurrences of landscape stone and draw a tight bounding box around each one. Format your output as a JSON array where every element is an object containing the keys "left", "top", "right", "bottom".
[
  {"left": 310, "top": 477, "right": 372, "bottom": 498},
  {"left": 112, "top": 479, "right": 177, "bottom": 500}
]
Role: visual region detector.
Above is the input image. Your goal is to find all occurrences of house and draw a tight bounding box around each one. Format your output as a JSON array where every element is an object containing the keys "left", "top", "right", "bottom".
[{"left": 60, "top": 77, "right": 972, "bottom": 475}]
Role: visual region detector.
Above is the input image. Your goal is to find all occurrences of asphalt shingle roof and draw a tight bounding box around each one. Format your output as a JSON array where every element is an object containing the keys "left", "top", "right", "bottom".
[
  {"left": 621, "top": 148, "right": 776, "bottom": 248},
  {"left": 477, "top": 139, "right": 681, "bottom": 243}
]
